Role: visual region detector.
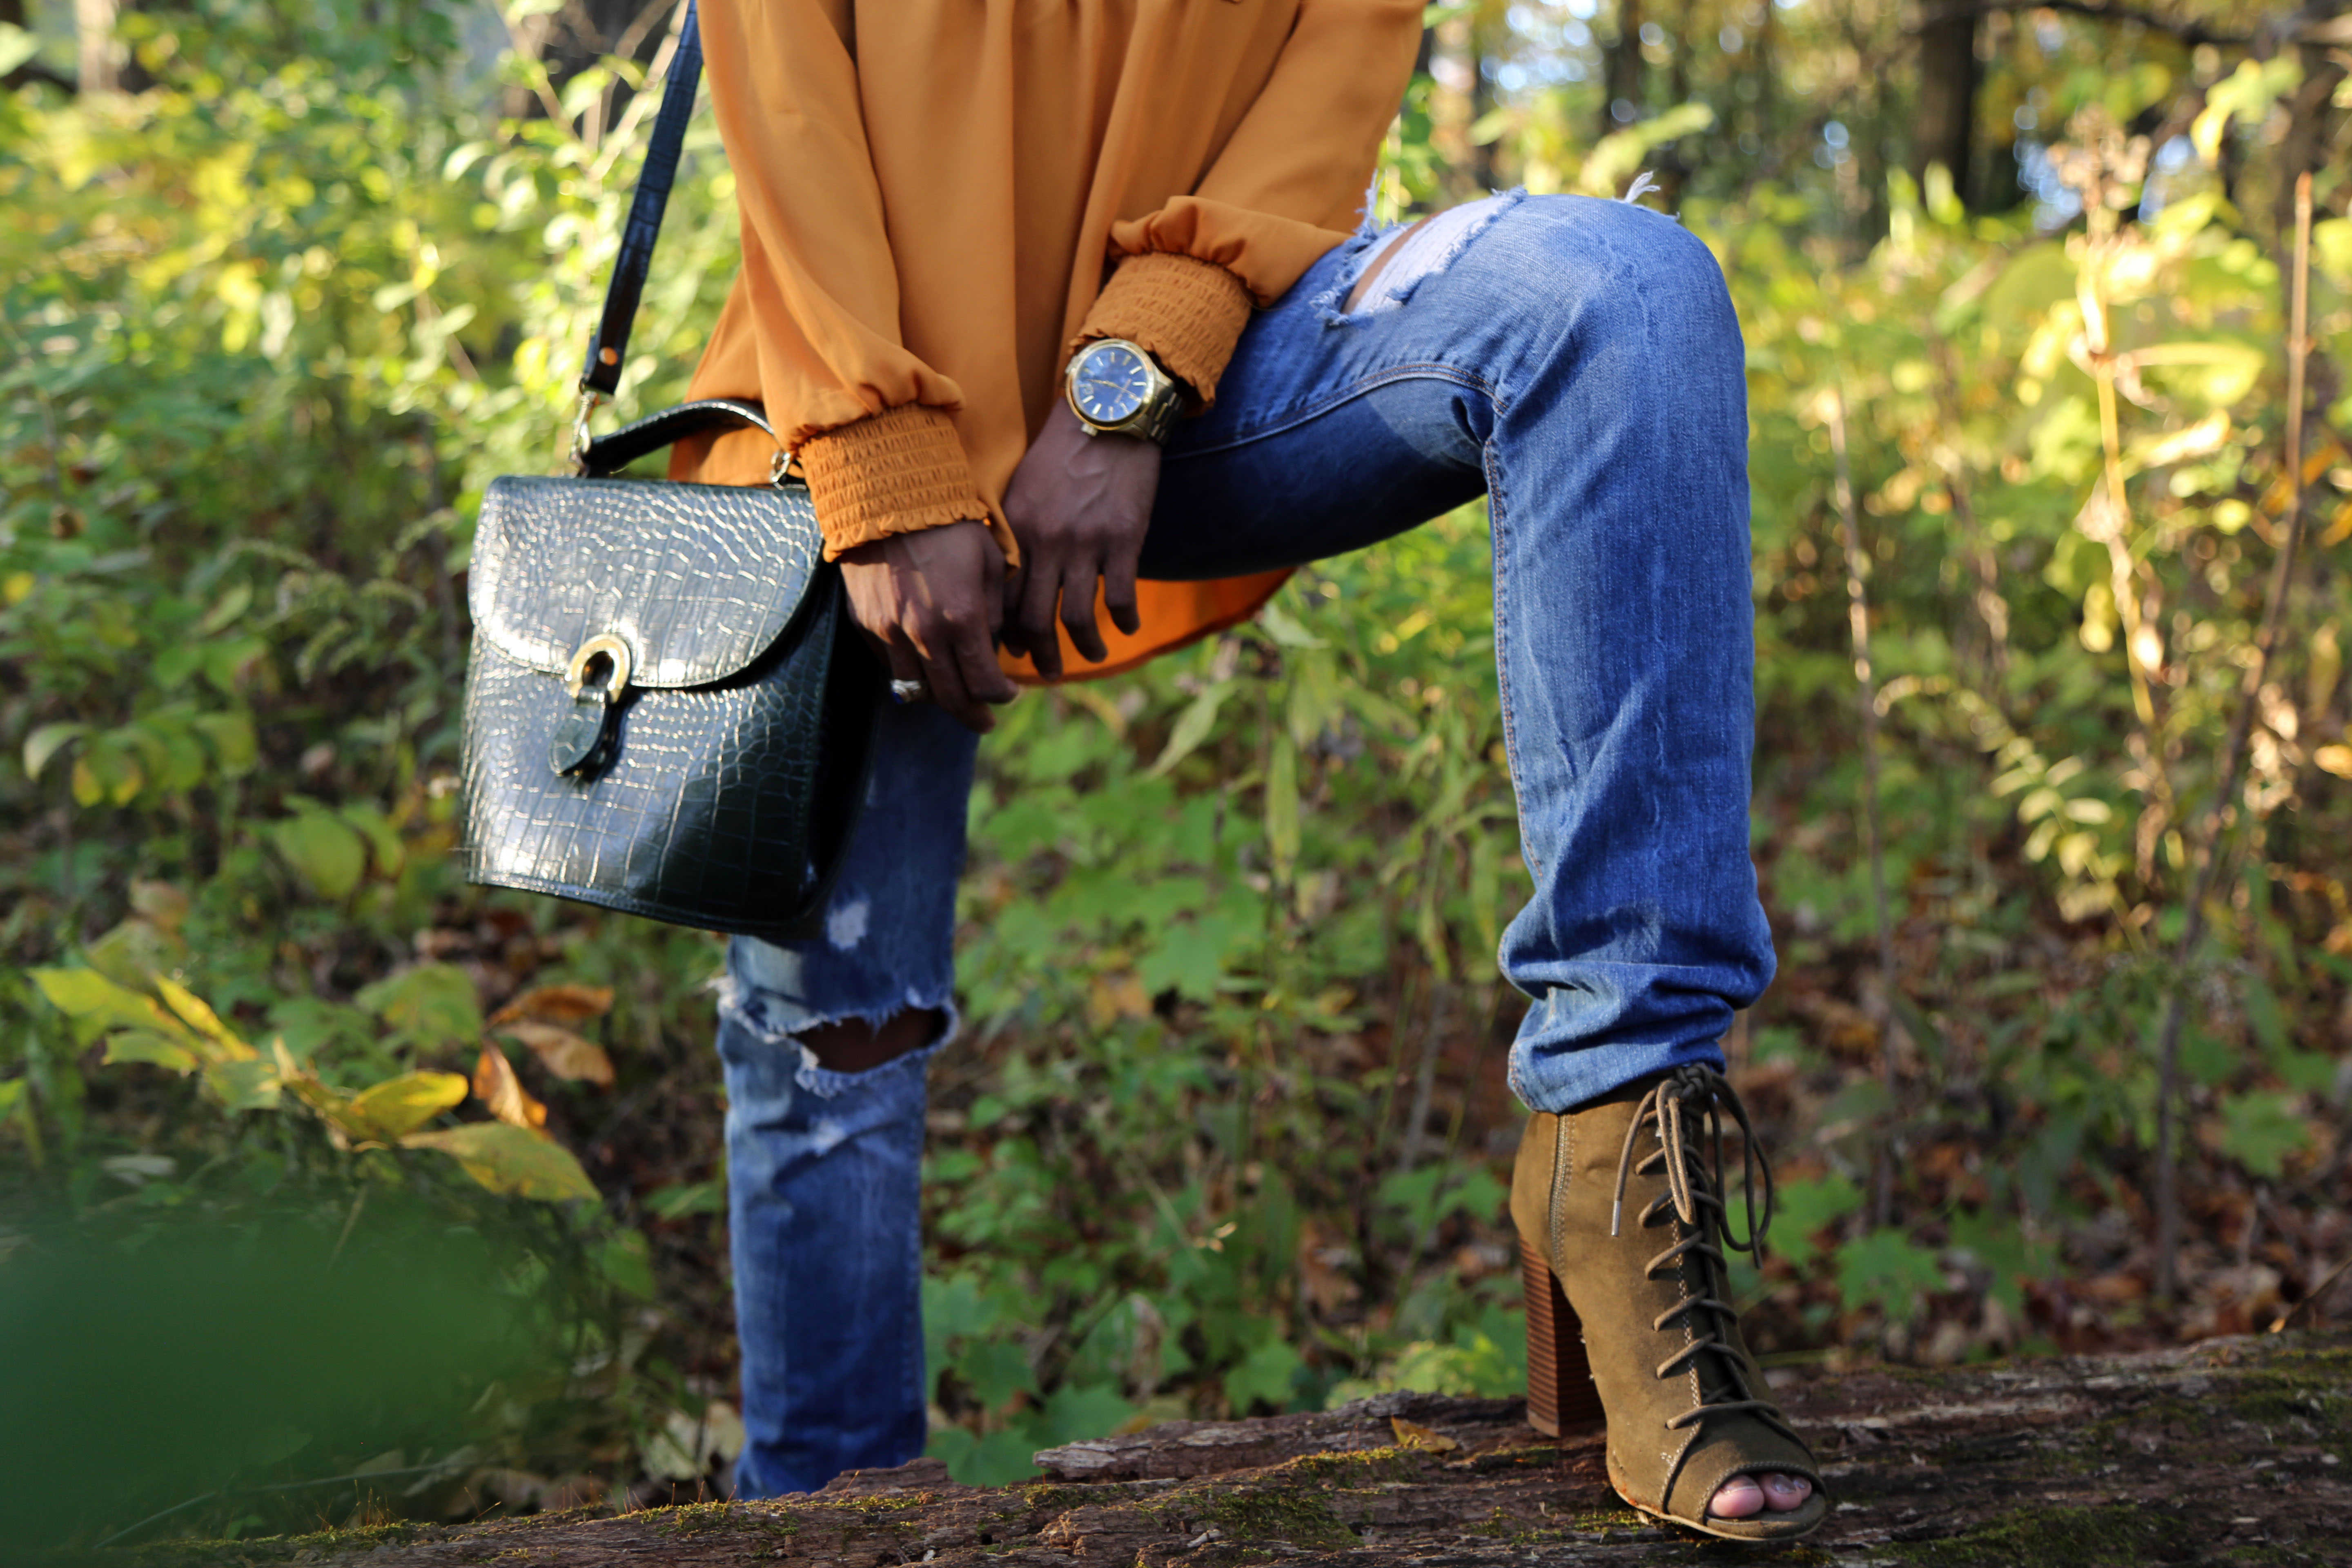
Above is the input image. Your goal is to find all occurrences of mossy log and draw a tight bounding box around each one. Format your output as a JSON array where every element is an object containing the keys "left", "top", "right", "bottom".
[{"left": 134, "top": 1334, "right": 2352, "bottom": 1568}]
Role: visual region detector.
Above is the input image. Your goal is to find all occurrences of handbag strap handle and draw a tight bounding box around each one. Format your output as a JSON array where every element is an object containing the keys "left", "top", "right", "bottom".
[{"left": 579, "top": 0, "right": 704, "bottom": 401}]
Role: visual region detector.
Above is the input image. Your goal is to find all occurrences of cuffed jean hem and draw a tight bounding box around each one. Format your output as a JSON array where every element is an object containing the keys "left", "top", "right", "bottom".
[{"left": 1506, "top": 1031, "right": 1730, "bottom": 1114}]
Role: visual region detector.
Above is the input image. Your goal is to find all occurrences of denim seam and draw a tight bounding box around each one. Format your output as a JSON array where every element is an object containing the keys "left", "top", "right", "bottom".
[
  {"left": 1481, "top": 425, "right": 1535, "bottom": 910},
  {"left": 1167, "top": 363, "right": 1503, "bottom": 462}
]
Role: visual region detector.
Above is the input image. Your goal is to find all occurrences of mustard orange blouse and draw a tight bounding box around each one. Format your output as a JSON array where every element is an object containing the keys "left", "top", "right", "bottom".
[{"left": 670, "top": 0, "right": 1423, "bottom": 679}]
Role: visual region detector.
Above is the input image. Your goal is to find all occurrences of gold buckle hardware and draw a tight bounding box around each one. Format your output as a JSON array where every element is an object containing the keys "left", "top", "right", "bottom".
[
  {"left": 564, "top": 634, "right": 634, "bottom": 702},
  {"left": 568, "top": 389, "right": 608, "bottom": 474}
]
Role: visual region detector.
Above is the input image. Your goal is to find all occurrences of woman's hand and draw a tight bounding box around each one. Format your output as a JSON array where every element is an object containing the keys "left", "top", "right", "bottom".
[
  {"left": 838, "top": 520, "right": 1019, "bottom": 733},
  {"left": 1001, "top": 399, "right": 1160, "bottom": 680}
]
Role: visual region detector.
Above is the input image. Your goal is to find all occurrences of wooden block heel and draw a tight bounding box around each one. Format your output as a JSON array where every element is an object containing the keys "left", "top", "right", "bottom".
[{"left": 1521, "top": 1238, "right": 1604, "bottom": 1436}]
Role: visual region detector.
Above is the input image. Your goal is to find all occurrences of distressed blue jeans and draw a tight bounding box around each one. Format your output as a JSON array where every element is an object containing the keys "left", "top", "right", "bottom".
[{"left": 717, "top": 193, "right": 1776, "bottom": 1497}]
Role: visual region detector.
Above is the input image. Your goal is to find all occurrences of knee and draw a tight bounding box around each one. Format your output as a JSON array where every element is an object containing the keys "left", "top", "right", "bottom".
[{"left": 1514, "top": 195, "right": 1735, "bottom": 336}]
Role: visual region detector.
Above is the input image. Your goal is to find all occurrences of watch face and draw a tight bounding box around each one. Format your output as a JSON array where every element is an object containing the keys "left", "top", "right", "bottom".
[{"left": 1073, "top": 343, "right": 1152, "bottom": 426}]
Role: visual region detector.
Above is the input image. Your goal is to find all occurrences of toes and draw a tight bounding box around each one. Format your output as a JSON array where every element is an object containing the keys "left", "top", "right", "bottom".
[
  {"left": 1760, "top": 1473, "right": 1814, "bottom": 1512},
  {"left": 1708, "top": 1476, "right": 1765, "bottom": 1519}
]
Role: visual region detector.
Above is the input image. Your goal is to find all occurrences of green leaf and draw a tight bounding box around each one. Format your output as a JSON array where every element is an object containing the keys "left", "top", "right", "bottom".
[
  {"left": 192, "top": 712, "right": 258, "bottom": 776},
  {"left": 83, "top": 918, "right": 184, "bottom": 992},
  {"left": 204, "top": 1058, "right": 283, "bottom": 1113},
  {"left": 1258, "top": 599, "right": 1325, "bottom": 649},
  {"left": 1768, "top": 1173, "right": 1864, "bottom": 1266},
  {"left": 0, "top": 25, "right": 34, "bottom": 78},
  {"left": 953, "top": 1339, "right": 1037, "bottom": 1411},
  {"left": 341, "top": 802, "right": 405, "bottom": 879},
  {"left": 102, "top": 1030, "right": 201, "bottom": 1075},
  {"left": 0, "top": 1079, "right": 24, "bottom": 1121},
  {"left": 155, "top": 976, "right": 255, "bottom": 1062},
  {"left": 271, "top": 811, "right": 368, "bottom": 900},
  {"left": 401, "top": 1122, "right": 599, "bottom": 1200},
  {"left": 340, "top": 1071, "right": 469, "bottom": 1143},
  {"left": 31, "top": 967, "right": 191, "bottom": 1040},
  {"left": 22, "top": 723, "right": 87, "bottom": 782},
  {"left": 2218, "top": 1091, "right": 2310, "bottom": 1180},
  {"left": 1264, "top": 734, "right": 1300, "bottom": 874},
  {"left": 356, "top": 964, "right": 483, "bottom": 1050},
  {"left": 1222, "top": 1335, "right": 1304, "bottom": 1413},
  {"left": 1034, "top": 1382, "right": 1134, "bottom": 1448},
  {"left": 194, "top": 581, "right": 254, "bottom": 635},
  {"left": 1148, "top": 680, "right": 1234, "bottom": 777},
  {"left": 1833, "top": 1228, "right": 1945, "bottom": 1327}
]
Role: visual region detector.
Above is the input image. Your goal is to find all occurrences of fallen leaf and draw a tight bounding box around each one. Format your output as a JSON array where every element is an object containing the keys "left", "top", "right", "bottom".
[
  {"left": 473, "top": 1041, "right": 550, "bottom": 1132},
  {"left": 490, "top": 983, "right": 615, "bottom": 1028},
  {"left": 1389, "top": 1416, "right": 1459, "bottom": 1452},
  {"left": 498, "top": 1020, "right": 615, "bottom": 1087}
]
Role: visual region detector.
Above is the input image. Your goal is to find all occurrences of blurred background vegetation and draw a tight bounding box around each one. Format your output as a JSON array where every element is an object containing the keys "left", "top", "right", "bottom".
[{"left": 3, "top": 0, "right": 2350, "bottom": 1549}]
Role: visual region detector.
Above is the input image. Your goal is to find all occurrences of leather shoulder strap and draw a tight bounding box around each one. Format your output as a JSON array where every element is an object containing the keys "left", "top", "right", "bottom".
[
  {"left": 579, "top": 0, "right": 704, "bottom": 398},
  {"left": 579, "top": 398, "right": 778, "bottom": 477}
]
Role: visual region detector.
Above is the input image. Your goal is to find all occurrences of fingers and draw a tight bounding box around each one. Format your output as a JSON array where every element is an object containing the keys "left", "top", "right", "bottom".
[
  {"left": 981, "top": 534, "right": 1007, "bottom": 641},
  {"left": 1012, "top": 563, "right": 1121, "bottom": 673},
  {"left": 1061, "top": 559, "right": 1110, "bottom": 667},
  {"left": 1102, "top": 542, "right": 1141, "bottom": 639},
  {"left": 905, "top": 607, "right": 1015, "bottom": 735},
  {"left": 1012, "top": 557, "right": 1065, "bottom": 682}
]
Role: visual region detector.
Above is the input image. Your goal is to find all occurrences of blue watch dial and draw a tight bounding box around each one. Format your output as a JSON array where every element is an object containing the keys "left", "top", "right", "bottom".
[{"left": 1074, "top": 343, "right": 1152, "bottom": 425}]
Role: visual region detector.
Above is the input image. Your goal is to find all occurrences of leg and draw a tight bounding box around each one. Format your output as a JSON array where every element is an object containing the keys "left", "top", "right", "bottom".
[
  {"left": 1146, "top": 195, "right": 1813, "bottom": 1530},
  {"left": 718, "top": 699, "right": 978, "bottom": 1497},
  {"left": 1150, "top": 193, "right": 1775, "bottom": 1088}
]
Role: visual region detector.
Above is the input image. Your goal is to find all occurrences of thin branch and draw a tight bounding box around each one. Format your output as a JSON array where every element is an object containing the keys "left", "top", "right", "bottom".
[
  {"left": 2152, "top": 172, "right": 2315, "bottom": 1306},
  {"left": 491, "top": 1, "right": 572, "bottom": 128},
  {"left": 1826, "top": 383, "right": 1904, "bottom": 1230},
  {"left": 1909, "top": 0, "right": 2251, "bottom": 48}
]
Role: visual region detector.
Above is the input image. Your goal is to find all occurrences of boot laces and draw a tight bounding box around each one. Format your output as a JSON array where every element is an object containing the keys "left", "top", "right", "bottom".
[{"left": 1608, "top": 1065, "right": 1797, "bottom": 1439}]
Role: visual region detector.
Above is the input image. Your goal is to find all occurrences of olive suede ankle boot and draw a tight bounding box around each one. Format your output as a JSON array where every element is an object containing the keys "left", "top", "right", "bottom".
[{"left": 1510, "top": 1065, "right": 1828, "bottom": 1541}]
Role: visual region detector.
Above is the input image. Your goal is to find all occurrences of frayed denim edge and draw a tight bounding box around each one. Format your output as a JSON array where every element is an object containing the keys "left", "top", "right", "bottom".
[
  {"left": 716, "top": 973, "right": 960, "bottom": 1102},
  {"left": 1312, "top": 187, "right": 1529, "bottom": 329}
]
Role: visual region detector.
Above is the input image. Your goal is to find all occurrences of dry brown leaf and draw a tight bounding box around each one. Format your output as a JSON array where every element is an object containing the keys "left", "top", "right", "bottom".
[
  {"left": 499, "top": 1020, "right": 616, "bottom": 1088},
  {"left": 1389, "top": 1416, "right": 1458, "bottom": 1453},
  {"left": 489, "top": 983, "right": 615, "bottom": 1028},
  {"left": 473, "top": 1041, "right": 549, "bottom": 1133}
]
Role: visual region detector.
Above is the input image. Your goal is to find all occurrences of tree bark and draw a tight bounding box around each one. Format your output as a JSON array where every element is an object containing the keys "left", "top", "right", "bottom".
[
  {"left": 1911, "top": 11, "right": 1978, "bottom": 203},
  {"left": 74, "top": 0, "right": 119, "bottom": 93},
  {"left": 143, "top": 1332, "right": 2352, "bottom": 1566},
  {"left": 1602, "top": 0, "right": 1644, "bottom": 137}
]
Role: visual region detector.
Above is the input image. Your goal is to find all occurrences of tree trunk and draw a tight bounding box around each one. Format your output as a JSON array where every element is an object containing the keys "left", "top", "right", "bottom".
[
  {"left": 1602, "top": 0, "right": 1643, "bottom": 137},
  {"left": 151, "top": 1332, "right": 2352, "bottom": 1566},
  {"left": 75, "top": 0, "right": 119, "bottom": 93},
  {"left": 1911, "top": 10, "right": 1978, "bottom": 202}
]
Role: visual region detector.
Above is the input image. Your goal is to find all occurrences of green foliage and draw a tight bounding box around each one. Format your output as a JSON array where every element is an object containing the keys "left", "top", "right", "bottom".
[{"left": 4, "top": 0, "right": 2350, "bottom": 1538}]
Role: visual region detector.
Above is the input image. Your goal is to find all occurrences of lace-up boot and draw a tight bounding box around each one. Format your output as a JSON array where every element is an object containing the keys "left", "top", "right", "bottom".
[{"left": 1509, "top": 1065, "right": 1827, "bottom": 1540}]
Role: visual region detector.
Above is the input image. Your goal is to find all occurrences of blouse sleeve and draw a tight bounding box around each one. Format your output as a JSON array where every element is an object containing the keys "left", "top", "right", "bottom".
[
  {"left": 696, "top": 0, "right": 1002, "bottom": 559},
  {"left": 1071, "top": 0, "right": 1425, "bottom": 405}
]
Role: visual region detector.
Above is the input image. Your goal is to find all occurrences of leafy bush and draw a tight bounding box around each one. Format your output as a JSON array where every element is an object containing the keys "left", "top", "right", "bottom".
[{"left": 4, "top": 0, "right": 2350, "bottom": 1546}]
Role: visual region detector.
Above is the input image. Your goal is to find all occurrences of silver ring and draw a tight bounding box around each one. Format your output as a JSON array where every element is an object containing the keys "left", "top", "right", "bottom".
[{"left": 889, "top": 678, "right": 928, "bottom": 705}]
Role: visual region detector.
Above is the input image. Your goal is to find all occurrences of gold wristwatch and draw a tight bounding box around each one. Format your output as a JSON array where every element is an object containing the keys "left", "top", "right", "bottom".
[{"left": 1065, "top": 338, "right": 1185, "bottom": 445}]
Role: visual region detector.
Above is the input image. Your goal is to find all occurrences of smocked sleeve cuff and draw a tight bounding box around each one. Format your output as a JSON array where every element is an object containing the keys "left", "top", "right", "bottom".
[
  {"left": 1071, "top": 252, "right": 1255, "bottom": 409},
  {"left": 797, "top": 404, "right": 1013, "bottom": 563}
]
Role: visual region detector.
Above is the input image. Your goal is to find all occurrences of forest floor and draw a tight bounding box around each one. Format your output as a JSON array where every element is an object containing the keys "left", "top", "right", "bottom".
[{"left": 127, "top": 1330, "right": 2352, "bottom": 1568}]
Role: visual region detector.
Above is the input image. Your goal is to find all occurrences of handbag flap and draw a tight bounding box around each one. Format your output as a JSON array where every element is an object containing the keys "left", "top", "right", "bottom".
[{"left": 470, "top": 474, "right": 824, "bottom": 688}]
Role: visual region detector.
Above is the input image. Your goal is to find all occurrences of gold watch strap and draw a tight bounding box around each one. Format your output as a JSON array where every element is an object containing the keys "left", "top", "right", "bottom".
[{"left": 1068, "top": 339, "right": 1185, "bottom": 445}]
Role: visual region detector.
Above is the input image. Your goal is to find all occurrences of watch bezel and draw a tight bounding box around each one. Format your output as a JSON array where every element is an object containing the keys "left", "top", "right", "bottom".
[
  {"left": 1065, "top": 338, "right": 1182, "bottom": 444},
  {"left": 1071, "top": 341, "right": 1154, "bottom": 426}
]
